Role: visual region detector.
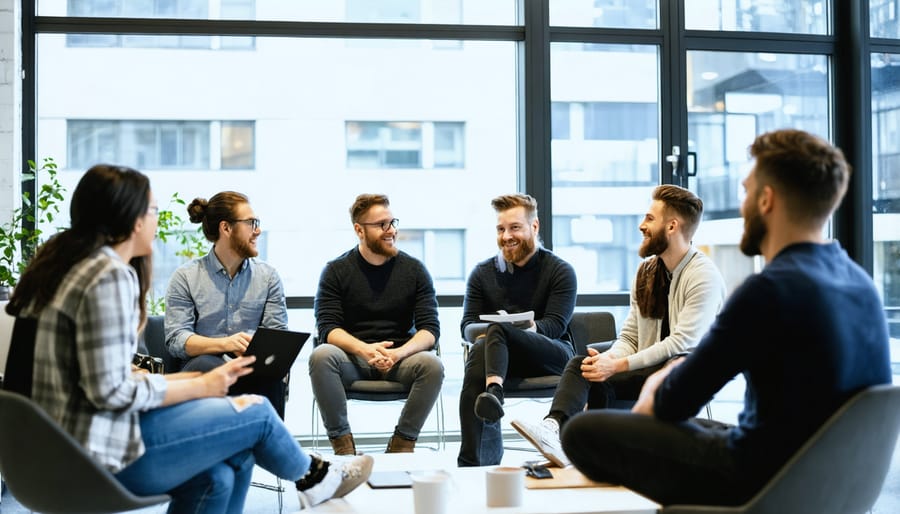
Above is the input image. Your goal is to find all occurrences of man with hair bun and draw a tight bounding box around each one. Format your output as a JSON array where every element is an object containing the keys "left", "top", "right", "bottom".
[{"left": 165, "top": 191, "right": 290, "bottom": 417}]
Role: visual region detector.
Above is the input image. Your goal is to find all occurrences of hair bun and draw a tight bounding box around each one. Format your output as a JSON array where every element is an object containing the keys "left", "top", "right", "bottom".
[{"left": 186, "top": 198, "right": 208, "bottom": 224}]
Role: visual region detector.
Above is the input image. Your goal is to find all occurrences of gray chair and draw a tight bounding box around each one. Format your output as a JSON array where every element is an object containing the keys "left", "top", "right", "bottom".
[
  {"left": 462, "top": 310, "right": 617, "bottom": 399},
  {"left": 140, "top": 314, "right": 183, "bottom": 373},
  {"left": 0, "top": 389, "right": 170, "bottom": 513},
  {"left": 310, "top": 338, "right": 447, "bottom": 450},
  {"left": 661, "top": 384, "right": 900, "bottom": 514}
]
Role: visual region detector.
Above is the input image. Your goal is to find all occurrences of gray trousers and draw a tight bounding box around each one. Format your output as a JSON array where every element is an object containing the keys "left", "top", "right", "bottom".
[{"left": 308, "top": 343, "right": 444, "bottom": 440}]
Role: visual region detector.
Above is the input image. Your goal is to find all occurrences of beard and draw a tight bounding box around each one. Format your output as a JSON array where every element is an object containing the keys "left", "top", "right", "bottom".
[
  {"left": 231, "top": 235, "right": 258, "bottom": 259},
  {"left": 740, "top": 205, "right": 767, "bottom": 256},
  {"left": 365, "top": 232, "right": 399, "bottom": 258},
  {"left": 638, "top": 226, "right": 668, "bottom": 258},
  {"left": 498, "top": 234, "right": 536, "bottom": 264}
]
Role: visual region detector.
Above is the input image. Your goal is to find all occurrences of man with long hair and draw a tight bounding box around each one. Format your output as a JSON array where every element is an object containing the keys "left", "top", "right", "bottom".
[
  {"left": 562, "top": 130, "right": 892, "bottom": 507},
  {"left": 512, "top": 185, "right": 726, "bottom": 467},
  {"left": 7, "top": 165, "right": 372, "bottom": 512}
]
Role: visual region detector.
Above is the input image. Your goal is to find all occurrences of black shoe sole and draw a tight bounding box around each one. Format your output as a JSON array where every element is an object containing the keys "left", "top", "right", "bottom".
[{"left": 474, "top": 392, "right": 505, "bottom": 422}]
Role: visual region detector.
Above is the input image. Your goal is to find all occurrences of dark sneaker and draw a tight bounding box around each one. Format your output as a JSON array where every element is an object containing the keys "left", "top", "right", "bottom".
[
  {"left": 474, "top": 391, "right": 505, "bottom": 422},
  {"left": 511, "top": 418, "right": 570, "bottom": 468}
]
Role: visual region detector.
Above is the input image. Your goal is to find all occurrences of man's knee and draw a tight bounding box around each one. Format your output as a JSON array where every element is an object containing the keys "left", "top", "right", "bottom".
[
  {"left": 182, "top": 354, "right": 225, "bottom": 372},
  {"left": 308, "top": 344, "right": 346, "bottom": 374}
]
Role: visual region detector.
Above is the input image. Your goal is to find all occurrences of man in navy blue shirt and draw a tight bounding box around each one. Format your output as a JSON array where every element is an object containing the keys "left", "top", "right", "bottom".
[{"left": 562, "top": 129, "right": 892, "bottom": 506}]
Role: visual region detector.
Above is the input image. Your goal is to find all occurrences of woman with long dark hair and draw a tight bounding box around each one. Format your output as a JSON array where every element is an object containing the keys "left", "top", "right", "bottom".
[{"left": 7, "top": 165, "right": 372, "bottom": 513}]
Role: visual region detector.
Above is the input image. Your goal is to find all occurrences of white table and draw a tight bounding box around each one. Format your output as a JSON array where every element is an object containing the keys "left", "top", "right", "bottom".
[{"left": 302, "top": 452, "right": 659, "bottom": 514}]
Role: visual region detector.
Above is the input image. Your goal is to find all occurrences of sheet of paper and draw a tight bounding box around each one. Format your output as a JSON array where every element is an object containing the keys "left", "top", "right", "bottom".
[{"left": 479, "top": 310, "right": 534, "bottom": 323}]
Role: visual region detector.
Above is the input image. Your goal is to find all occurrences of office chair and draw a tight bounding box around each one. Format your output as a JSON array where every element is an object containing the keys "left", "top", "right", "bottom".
[
  {"left": 661, "top": 384, "right": 900, "bottom": 514},
  {"left": 0, "top": 389, "right": 170, "bottom": 513},
  {"left": 310, "top": 338, "right": 447, "bottom": 451}
]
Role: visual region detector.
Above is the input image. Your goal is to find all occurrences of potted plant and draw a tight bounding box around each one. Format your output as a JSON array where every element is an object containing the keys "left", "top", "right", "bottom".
[
  {"left": 0, "top": 158, "right": 66, "bottom": 300},
  {"left": 147, "top": 192, "right": 209, "bottom": 314}
]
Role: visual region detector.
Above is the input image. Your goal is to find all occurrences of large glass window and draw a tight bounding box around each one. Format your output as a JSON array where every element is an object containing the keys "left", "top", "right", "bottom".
[
  {"left": 686, "top": 50, "right": 830, "bottom": 291},
  {"left": 38, "top": 35, "right": 516, "bottom": 299},
  {"left": 872, "top": 52, "right": 900, "bottom": 339},
  {"left": 549, "top": 43, "right": 660, "bottom": 294}
]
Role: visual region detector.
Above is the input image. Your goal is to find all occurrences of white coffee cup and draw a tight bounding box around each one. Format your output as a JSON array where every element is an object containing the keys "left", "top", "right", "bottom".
[
  {"left": 485, "top": 466, "right": 525, "bottom": 507},
  {"left": 411, "top": 471, "right": 450, "bottom": 514}
]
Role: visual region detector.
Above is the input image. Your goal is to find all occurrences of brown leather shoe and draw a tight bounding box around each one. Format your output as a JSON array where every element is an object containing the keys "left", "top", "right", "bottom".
[
  {"left": 385, "top": 432, "right": 416, "bottom": 453},
  {"left": 329, "top": 433, "right": 356, "bottom": 456}
]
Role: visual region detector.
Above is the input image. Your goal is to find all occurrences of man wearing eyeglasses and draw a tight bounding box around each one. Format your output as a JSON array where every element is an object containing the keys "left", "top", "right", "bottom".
[
  {"left": 164, "top": 191, "right": 290, "bottom": 417},
  {"left": 309, "top": 193, "right": 443, "bottom": 455}
]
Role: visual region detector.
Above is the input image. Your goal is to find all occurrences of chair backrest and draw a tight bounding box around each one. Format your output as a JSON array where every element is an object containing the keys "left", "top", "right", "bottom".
[
  {"left": 0, "top": 390, "right": 170, "bottom": 513},
  {"left": 662, "top": 384, "right": 900, "bottom": 514},
  {"left": 568, "top": 311, "right": 617, "bottom": 355},
  {"left": 142, "top": 314, "right": 183, "bottom": 373},
  {"left": 2, "top": 317, "right": 37, "bottom": 397}
]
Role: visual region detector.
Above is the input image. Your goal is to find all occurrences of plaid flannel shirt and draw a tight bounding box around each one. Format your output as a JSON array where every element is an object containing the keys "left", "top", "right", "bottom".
[{"left": 31, "top": 247, "right": 167, "bottom": 472}]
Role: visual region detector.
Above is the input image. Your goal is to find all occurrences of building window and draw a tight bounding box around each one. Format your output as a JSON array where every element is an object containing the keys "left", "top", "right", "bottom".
[
  {"left": 221, "top": 121, "right": 255, "bottom": 169},
  {"left": 346, "top": 121, "right": 465, "bottom": 169},
  {"left": 398, "top": 229, "right": 465, "bottom": 281},
  {"left": 67, "top": 120, "right": 255, "bottom": 170},
  {"left": 584, "top": 102, "right": 657, "bottom": 141},
  {"left": 66, "top": 0, "right": 255, "bottom": 49}
]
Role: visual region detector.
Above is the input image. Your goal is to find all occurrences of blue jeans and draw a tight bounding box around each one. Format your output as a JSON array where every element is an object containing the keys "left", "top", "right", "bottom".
[
  {"left": 182, "top": 354, "right": 287, "bottom": 418},
  {"left": 457, "top": 323, "right": 573, "bottom": 466},
  {"left": 308, "top": 344, "right": 444, "bottom": 440},
  {"left": 115, "top": 397, "right": 310, "bottom": 514}
]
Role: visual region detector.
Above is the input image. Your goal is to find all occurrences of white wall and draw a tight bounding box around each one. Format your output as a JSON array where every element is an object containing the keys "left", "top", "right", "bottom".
[{"left": 0, "top": 0, "right": 20, "bottom": 224}]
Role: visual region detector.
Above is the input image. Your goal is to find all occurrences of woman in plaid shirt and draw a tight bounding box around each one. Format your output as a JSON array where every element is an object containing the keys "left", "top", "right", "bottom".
[{"left": 6, "top": 165, "right": 372, "bottom": 513}]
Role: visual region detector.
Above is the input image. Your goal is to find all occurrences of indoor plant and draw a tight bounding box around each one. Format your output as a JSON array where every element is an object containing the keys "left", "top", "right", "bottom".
[{"left": 0, "top": 158, "right": 66, "bottom": 300}]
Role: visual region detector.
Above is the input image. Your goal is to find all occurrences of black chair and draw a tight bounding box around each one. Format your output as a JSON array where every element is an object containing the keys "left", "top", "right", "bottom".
[
  {"left": 462, "top": 311, "right": 617, "bottom": 399},
  {"left": 661, "top": 384, "right": 900, "bottom": 514},
  {"left": 140, "top": 314, "right": 183, "bottom": 373},
  {"left": 0, "top": 389, "right": 170, "bottom": 513}
]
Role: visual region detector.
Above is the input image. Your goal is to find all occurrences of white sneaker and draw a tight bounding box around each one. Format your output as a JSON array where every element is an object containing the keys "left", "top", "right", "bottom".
[
  {"left": 297, "top": 454, "right": 374, "bottom": 509},
  {"left": 511, "top": 418, "right": 570, "bottom": 468}
]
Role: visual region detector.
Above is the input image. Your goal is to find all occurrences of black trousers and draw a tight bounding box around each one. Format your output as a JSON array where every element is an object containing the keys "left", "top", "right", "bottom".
[
  {"left": 561, "top": 410, "right": 762, "bottom": 506},
  {"left": 457, "top": 323, "right": 573, "bottom": 466},
  {"left": 548, "top": 343, "right": 666, "bottom": 425}
]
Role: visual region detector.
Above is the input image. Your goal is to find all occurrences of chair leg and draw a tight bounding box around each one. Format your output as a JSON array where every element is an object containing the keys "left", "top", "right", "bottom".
[
  {"left": 311, "top": 399, "right": 320, "bottom": 450},
  {"left": 705, "top": 403, "right": 713, "bottom": 420}
]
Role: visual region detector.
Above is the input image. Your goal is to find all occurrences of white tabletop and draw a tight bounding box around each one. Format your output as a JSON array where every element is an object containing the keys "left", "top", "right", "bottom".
[{"left": 301, "top": 452, "right": 659, "bottom": 514}]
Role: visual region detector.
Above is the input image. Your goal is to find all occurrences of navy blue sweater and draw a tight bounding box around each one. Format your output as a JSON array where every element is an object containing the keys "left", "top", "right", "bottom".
[{"left": 656, "top": 242, "right": 891, "bottom": 484}]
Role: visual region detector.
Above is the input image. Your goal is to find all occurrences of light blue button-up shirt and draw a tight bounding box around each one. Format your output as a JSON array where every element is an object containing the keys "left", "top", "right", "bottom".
[{"left": 164, "top": 248, "right": 288, "bottom": 359}]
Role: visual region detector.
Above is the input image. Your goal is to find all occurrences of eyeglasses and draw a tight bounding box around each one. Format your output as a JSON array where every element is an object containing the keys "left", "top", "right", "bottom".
[
  {"left": 146, "top": 206, "right": 159, "bottom": 217},
  {"left": 231, "top": 218, "right": 261, "bottom": 231},
  {"left": 358, "top": 218, "right": 399, "bottom": 231}
]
